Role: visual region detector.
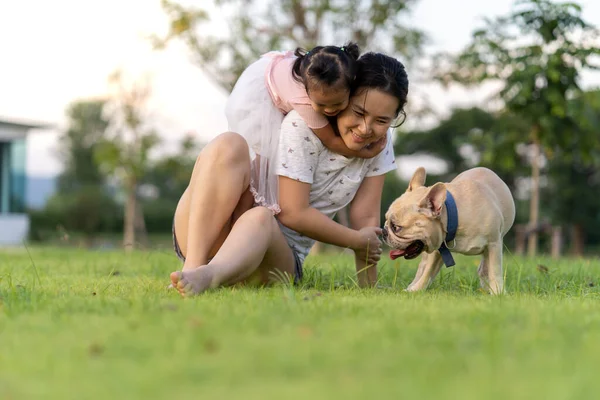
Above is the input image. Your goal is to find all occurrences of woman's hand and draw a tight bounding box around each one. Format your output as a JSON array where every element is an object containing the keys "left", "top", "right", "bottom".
[
  {"left": 349, "top": 175, "right": 386, "bottom": 287},
  {"left": 352, "top": 226, "right": 383, "bottom": 265}
]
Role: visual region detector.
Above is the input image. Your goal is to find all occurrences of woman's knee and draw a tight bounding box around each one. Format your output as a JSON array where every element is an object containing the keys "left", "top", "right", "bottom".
[
  {"left": 201, "top": 132, "right": 250, "bottom": 167},
  {"left": 240, "top": 207, "right": 276, "bottom": 229}
]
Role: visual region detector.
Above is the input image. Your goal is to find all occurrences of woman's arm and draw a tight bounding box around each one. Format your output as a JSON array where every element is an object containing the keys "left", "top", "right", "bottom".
[
  {"left": 274, "top": 111, "right": 382, "bottom": 258},
  {"left": 349, "top": 175, "right": 386, "bottom": 287},
  {"left": 277, "top": 176, "right": 363, "bottom": 249}
]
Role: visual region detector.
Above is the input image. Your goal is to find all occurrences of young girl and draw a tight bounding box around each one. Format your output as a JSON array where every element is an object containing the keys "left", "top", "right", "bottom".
[{"left": 225, "top": 43, "right": 385, "bottom": 215}]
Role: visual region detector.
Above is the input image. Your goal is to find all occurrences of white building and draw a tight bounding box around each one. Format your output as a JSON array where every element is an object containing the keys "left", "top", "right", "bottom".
[{"left": 0, "top": 117, "right": 51, "bottom": 246}]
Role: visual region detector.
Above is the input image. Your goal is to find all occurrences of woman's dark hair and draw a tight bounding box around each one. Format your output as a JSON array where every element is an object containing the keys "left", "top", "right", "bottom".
[
  {"left": 352, "top": 52, "right": 409, "bottom": 126},
  {"left": 292, "top": 42, "right": 360, "bottom": 93}
]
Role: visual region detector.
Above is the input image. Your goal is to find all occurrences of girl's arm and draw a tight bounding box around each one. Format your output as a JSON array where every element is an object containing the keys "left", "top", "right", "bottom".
[
  {"left": 312, "top": 124, "right": 387, "bottom": 159},
  {"left": 293, "top": 103, "right": 385, "bottom": 158},
  {"left": 277, "top": 176, "right": 380, "bottom": 252},
  {"left": 348, "top": 175, "right": 386, "bottom": 287}
]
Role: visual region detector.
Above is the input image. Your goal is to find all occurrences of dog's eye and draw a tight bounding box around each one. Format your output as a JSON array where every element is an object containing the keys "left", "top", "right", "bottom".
[{"left": 390, "top": 222, "right": 402, "bottom": 234}]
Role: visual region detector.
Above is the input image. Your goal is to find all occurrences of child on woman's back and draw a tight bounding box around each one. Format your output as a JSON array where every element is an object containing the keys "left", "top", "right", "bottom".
[{"left": 225, "top": 42, "right": 385, "bottom": 212}]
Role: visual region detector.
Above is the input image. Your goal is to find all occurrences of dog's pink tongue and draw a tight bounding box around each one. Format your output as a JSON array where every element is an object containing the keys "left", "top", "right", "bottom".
[{"left": 389, "top": 249, "right": 405, "bottom": 260}]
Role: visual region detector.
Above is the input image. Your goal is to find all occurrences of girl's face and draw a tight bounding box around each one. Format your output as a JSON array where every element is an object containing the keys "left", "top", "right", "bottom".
[
  {"left": 307, "top": 86, "right": 350, "bottom": 117},
  {"left": 336, "top": 88, "right": 399, "bottom": 151}
]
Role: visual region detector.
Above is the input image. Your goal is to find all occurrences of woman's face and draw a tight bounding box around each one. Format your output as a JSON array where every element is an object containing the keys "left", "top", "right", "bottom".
[{"left": 336, "top": 88, "right": 400, "bottom": 151}]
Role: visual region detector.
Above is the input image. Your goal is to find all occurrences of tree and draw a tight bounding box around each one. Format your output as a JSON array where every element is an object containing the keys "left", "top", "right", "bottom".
[
  {"left": 433, "top": 0, "right": 600, "bottom": 256},
  {"left": 543, "top": 89, "right": 600, "bottom": 256},
  {"left": 57, "top": 100, "right": 109, "bottom": 192},
  {"left": 153, "top": 0, "right": 427, "bottom": 91},
  {"left": 37, "top": 100, "right": 120, "bottom": 246},
  {"left": 95, "top": 71, "right": 161, "bottom": 251}
]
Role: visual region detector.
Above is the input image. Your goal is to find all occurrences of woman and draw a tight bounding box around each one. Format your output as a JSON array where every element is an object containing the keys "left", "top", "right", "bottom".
[{"left": 170, "top": 52, "right": 409, "bottom": 296}]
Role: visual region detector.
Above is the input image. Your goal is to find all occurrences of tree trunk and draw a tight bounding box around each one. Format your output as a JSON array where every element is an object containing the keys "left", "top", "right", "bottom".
[
  {"left": 570, "top": 224, "right": 585, "bottom": 257},
  {"left": 123, "top": 180, "right": 137, "bottom": 252},
  {"left": 551, "top": 226, "right": 562, "bottom": 259},
  {"left": 83, "top": 234, "right": 95, "bottom": 249},
  {"left": 514, "top": 224, "right": 526, "bottom": 256},
  {"left": 527, "top": 132, "right": 541, "bottom": 257},
  {"left": 134, "top": 201, "right": 148, "bottom": 249}
]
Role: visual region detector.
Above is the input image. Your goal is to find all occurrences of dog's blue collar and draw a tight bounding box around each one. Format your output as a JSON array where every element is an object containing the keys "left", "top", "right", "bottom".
[{"left": 438, "top": 190, "right": 458, "bottom": 267}]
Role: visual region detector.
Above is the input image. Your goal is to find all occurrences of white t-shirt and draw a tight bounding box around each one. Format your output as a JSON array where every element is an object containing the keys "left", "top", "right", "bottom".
[{"left": 275, "top": 110, "right": 397, "bottom": 264}]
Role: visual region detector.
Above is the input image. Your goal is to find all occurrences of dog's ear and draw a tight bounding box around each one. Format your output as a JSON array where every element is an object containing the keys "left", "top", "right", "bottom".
[
  {"left": 419, "top": 182, "right": 447, "bottom": 217},
  {"left": 406, "top": 167, "right": 426, "bottom": 192}
]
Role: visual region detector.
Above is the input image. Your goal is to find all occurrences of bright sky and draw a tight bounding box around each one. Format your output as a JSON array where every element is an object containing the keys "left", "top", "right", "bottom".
[{"left": 1, "top": 0, "right": 599, "bottom": 177}]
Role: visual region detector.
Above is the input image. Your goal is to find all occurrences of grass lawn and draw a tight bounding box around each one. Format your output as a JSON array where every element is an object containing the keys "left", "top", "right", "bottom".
[{"left": 1, "top": 246, "right": 600, "bottom": 400}]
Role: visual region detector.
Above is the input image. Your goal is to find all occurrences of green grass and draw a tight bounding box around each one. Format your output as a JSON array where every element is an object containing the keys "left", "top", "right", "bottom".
[{"left": 1, "top": 246, "right": 600, "bottom": 400}]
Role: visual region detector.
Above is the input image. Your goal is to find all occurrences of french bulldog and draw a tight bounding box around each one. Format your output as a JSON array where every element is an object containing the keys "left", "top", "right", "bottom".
[{"left": 383, "top": 167, "right": 515, "bottom": 294}]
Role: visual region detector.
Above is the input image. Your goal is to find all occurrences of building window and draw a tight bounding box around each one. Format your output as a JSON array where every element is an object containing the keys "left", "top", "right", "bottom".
[
  {"left": 0, "top": 139, "right": 27, "bottom": 214},
  {"left": 10, "top": 139, "right": 26, "bottom": 213},
  {"left": 0, "top": 142, "right": 8, "bottom": 213}
]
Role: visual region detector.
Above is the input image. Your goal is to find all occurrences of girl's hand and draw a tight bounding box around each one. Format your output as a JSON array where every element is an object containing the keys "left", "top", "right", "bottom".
[{"left": 358, "top": 135, "right": 387, "bottom": 159}]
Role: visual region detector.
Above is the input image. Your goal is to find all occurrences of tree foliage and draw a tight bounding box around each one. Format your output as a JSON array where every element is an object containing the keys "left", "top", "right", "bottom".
[
  {"left": 138, "top": 134, "right": 203, "bottom": 233},
  {"left": 434, "top": 0, "right": 600, "bottom": 158},
  {"left": 394, "top": 107, "right": 530, "bottom": 190},
  {"left": 95, "top": 71, "right": 160, "bottom": 184},
  {"left": 57, "top": 100, "right": 109, "bottom": 192},
  {"left": 142, "top": 134, "right": 200, "bottom": 201},
  {"left": 543, "top": 89, "right": 600, "bottom": 251},
  {"left": 154, "top": 0, "right": 427, "bottom": 90}
]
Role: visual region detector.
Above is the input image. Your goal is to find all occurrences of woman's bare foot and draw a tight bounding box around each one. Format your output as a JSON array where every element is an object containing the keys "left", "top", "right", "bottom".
[{"left": 170, "top": 266, "right": 214, "bottom": 297}]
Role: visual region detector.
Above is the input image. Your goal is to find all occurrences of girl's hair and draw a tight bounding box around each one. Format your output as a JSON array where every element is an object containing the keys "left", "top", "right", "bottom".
[
  {"left": 352, "top": 52, "right": 409, "bottom": 125},
  {"left": 292, "top": 42, "right": 360, "bottom": 93}
]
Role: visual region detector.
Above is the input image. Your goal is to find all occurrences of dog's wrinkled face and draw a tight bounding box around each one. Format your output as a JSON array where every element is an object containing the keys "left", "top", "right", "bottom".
[{"left": 384, "top": 167, "right": 447, "bottom": 260}]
